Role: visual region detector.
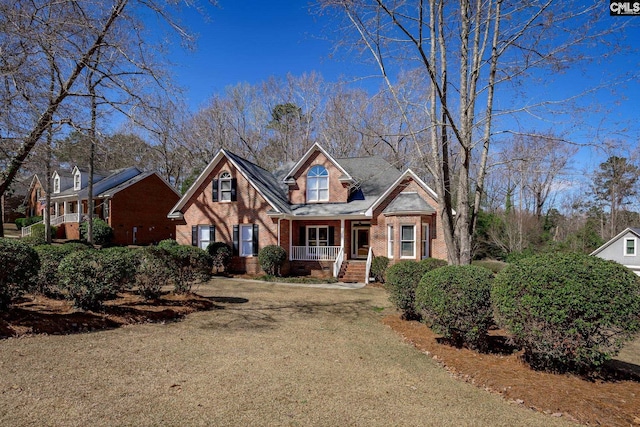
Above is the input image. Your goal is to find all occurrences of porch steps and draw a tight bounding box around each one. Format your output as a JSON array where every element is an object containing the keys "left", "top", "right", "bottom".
[{"left": 339, "top": 260, "right": 367, "bottom": 283}]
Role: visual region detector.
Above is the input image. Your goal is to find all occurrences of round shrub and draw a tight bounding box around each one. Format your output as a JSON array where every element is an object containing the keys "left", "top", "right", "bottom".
[
  {"left": 416, "top": 265, "right": 494, "bottom": 351},
  {"left": 370, "top": 256, "right": 390, "bottom": 284},
  {"left": 157, "top": 239, "right": 179, "bottom": 250},
  {"left": 80, "top": 218, "right": 113, "bottom": 245},
  {"left": 33, "top": 244, "right": 88, "bottom": 296},
  {"left": 258, "top": 245, "right": 287, "bottom": 276},
  {"left": 135, "top": 247, "right": 176, "bottom": 300},
  {"left": 166, "top": 245, "right": 212, "bottom": 293},
  {"left": 492, "top": 252, "right": 640, "bottom": 372},
  {"left": 99, "top": 247, "right": 140, "bottom": 289},
  {"left": 207, "top": 242, "right": 232, "bottom": 273},
  {"left": 385, "top": 258, "right": 447, "bottom": 320},
  {"left": 0, "top": 238, "right": 40, "bottom": 310},
  {"left": 58, "top": 250, "right": 125, "bottom": 310}
]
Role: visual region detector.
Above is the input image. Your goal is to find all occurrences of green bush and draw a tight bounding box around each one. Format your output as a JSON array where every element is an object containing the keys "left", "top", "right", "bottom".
[
  {"left": 0, "top": 238, "right": 40, "bottom": 310},
  {"left": 15, "top": 215, "right": 42, "bottom": 229},
  {"left": 157, "top": 239, "right": 179, "bottom": 250},
  {"left": 370, "top": 256, "right": 390, "bottom": 283},
  {"left": 385, "top": 258, "right": 447, "bottom": 320},
  {"left": 207, "top": 242, "right": 232, "bottom": 273},
  {"left": 33, "top": 244, "right": 88, "bottom": 296},
  {"left": 416, "top": 265, "right": 494, "bottom": 351},
  {"left": 258, "top": 245, "right": 287, "bottom": 276},
  {"left": 492, "top": 252, "right": 640, "bottom": 373},
  {"left": 99, "top": 247, "right": 140, "bottom": 290},
  {"left": 23, "top": 223, "right": 57, "bottom": 246},
  {"left": 57, "top": 250, "right": 125, "bottom": 310},
  {"left": 472, "top": 259, "right": 507, "bottom": 274},
  {"left": 166, "top": 245, "right": 212, "bottom": 293},
  {"left": 135, "top": 247, "right": 176, "bottom": 300},
  {"left": 80, "top": 218, "right": 113, "bottom": 245}
]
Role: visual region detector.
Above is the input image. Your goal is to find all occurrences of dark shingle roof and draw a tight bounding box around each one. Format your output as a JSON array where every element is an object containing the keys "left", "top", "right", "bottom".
[
  {"left": 225, "top": 151, "right": 291, "bottom": 214},
  {"left": 335, "top": 156, "right": 401, "bottom": 197},
  {"left": 383, "top": 192, "right": 436, "bottom": 214}
]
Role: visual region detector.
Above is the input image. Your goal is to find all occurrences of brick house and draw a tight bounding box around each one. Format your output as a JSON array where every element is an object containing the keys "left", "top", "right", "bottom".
[
  {"left": 24, "top": 166, "right": 180, "bottom": 245},
  {"left": 168, "top": 143, "right": 447, "bottom": 282}
]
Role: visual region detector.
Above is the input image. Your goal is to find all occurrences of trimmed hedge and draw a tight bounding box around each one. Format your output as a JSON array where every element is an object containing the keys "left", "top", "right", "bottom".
[
  {"left": 58, "top": 250, "right": 125, "bottom": 310},
  {"left": 80, "top": 218, "right": 113, "bottom": 245},
  {"left": 33, "top": 243, "right": 89, "bottom": 296},
  {"left": 384, "top": 258, "right": 447, "bottom": 320},
  {"left": 135, "top": 247, "right": 175, "bottom": 299},
  {"left": 370, "top": 256, "right": 390, "bottom": 284},
  {"left": 0, "top": 238, "right": 40, "bottom": 310},
  {"left": 258, "top": 245, "right": 287, "bottom": 276},
  {"left": 15, "top": 216, "right": 42, "bottom": 229},
  {"left": 167, "top": 245, "right": 212, "bottom": 293},
  {"left": 416, "top": 265, "right": 494, "bottom": 351},
  {"left": 493, "top": 252, "right": 640, "bottom": 372},
  {"left": 207, "top": 242, "right": 232, "bottom": 273}
]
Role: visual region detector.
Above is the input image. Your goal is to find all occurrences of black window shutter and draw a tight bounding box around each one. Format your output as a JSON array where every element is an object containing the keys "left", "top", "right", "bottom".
[
  {"left": 231, "top": 178, "right": 237, "bottom": 201},
  {"left": 328, "top": 226, "right": 335, "bottom": 246},
  {"left": 191, "top": 226, "right": 198, "bottom": 247},
  {"left": 252, "top": 224, "right": 259, "bottom": 256},
  {"left": 232, "top": 225, "right": 239, "bottom": 256},
  {"left": 299, "top": 226, "right": 305, "bottom": 246},
  {"left": 212, "top": 179, "right": 219, "bottom": 202},
  {"left": 209, "top": 226, "right": 215, "bottom": 243}
]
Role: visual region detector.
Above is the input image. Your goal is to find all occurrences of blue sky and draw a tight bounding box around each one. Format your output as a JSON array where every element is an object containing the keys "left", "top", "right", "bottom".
[{"left": 165, "top": 1, "right": 639, "bottom": 173}]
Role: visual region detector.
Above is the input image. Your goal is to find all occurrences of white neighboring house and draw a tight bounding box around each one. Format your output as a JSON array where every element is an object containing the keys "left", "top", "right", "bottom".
[{"left": 591, "top": 227, "right": 640, "bottom": 276}]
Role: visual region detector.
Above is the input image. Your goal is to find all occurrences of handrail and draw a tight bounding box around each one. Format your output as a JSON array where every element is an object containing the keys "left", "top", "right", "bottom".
[
  {"left": 365, "top": 247, "right": 374, "bottom": 285},
  {"left": 333, "top": 247, "right": 344, "bottom": 278}
]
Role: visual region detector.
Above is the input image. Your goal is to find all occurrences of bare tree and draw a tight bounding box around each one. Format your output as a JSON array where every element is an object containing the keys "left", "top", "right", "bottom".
[
  {"left": 0, "top": 0, "right": 204, "bottom": 237},
  {"left": 321, "top": 0, "right": 629, "bottom": 264}
]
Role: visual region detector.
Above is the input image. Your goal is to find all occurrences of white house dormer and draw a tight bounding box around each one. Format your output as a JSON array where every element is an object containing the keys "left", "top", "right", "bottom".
[
  {"left": 73, "top": 169, "right": 81, "bottom": 190},
  {"left": 71, "top": 166, "right": 90, "bottom": 191},
  {"left": 52, "top": 171, "right": 61, "bottom": 194}
]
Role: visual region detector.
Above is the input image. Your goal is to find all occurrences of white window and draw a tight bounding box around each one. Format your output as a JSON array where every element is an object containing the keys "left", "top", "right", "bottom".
[
  {"left": 388, "top": 225, "right": 394, "bottom": 258},
  {"left": 199, "top": 225, "right": 212, "bottom": 251},
  {"left": 401, "top": 225, "right": 416, "bottom": 258},
  {"left": 624, "top": 237, "right": 636, "bottom": 256},
  {"left": 307, "top": 226, "right": 329, "bottom": 247},
  {"left": 422, "top": 224, "right": 430, "bottom": 259},
  {"left": 241, "top": 225, "right": 254, "bottom": 256},
  {"left": 73, "top": 172, "right": 81, "bottom": 190},
  {"left": 53, "top": 177, "right": 60, "bottom": 193},
  {"left": 219, "top": 172, "right": 232, "bottom": 202},
  {"left": 307, "top": 165, "right": 329, "bottom": 202}
]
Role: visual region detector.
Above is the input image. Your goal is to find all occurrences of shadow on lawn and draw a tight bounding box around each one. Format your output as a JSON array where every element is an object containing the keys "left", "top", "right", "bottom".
[
  {"left": 0, "top": 292, "right": 242, "bottom": 339},
  {"left": 198, "top": 298, "right": 374, "bottom": 331}
]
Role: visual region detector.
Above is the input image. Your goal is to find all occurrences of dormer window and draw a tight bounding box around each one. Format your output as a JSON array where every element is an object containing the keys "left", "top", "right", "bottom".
[
  {"left": 53, "top": 176, "right": 60, "bottom": 194},
  {"left": 307, "top": 165, "right": 329, "bottom": 202},
  {"left": 212, "top": 171, "right": 236, "bottom": 202},
  {"left": 73, "top": 171, "right": 81, "bottom": 190}
]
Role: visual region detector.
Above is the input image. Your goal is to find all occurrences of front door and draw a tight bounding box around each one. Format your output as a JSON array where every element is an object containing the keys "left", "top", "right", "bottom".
[{"left": 352, "top": 226, "right": 370, "bottom": 259}]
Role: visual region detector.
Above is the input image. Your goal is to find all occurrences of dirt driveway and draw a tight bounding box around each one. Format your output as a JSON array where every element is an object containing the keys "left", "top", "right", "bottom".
[{"left": 0, "top": 278, "right": 570, "bottom": 426}]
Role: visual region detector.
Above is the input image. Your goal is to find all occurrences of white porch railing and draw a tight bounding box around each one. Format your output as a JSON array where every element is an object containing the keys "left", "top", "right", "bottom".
[
  {"left": 333, "top": 247, "right": 344, "bottom": 278},
  {"left": 365, "top": 247, "right": 374, "bottom": 285},
  {"left": 290, "top": 245, "right": 341, "bottom": 261},
  {"left": 21, "top": 214, "right": 79, "bottom": 237}
]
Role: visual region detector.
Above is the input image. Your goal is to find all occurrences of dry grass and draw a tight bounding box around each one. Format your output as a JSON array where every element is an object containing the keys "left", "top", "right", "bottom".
[{"left": 0, "top": 279, "right": 569, "bottom": 427}]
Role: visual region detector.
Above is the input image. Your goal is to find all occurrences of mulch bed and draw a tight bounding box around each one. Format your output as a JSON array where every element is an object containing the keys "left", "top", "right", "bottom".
[
  {"left": 384, "top": 315, "right": 640, "bottom": 426},
  {"left": 0, "top": 292, "right": 219, "bottom": 338}
]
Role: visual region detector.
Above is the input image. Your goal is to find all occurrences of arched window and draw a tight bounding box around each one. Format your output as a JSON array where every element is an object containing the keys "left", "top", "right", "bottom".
[
  {"left": 307, "top": 165, "right": 329, "bottom": 202},
  {"left": 219, "top": 171, "right": 232, "bottom": 201}
]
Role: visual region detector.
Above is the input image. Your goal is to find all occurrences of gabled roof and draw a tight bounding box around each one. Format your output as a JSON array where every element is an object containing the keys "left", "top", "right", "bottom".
[
  {"left": 337, "top": 156, "right": 401, "bottom": 197},
  {"left": 51, "top": 167, "right": 141, "bottom": 201},
  {"left": 365, "top": 169, "right": 439, "bottom": 216},
  {"left": 168, "top": 149, "right": 290, "bottom": 219},
  {"left": 383, "top": 192, "right": 436, "bottom": 215},
  {"left": 591, "top": 227, "right": 640, "bottom": 256},
  {"left": 283, "top": 142, "right": 352, "bottom": 184},
  {"left": 97, "top": 171, "right": 180, "bottom": 198}
]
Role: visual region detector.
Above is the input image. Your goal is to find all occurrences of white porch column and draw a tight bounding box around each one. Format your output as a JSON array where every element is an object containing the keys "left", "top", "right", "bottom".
[
  {"left": 340, "top": 219, "right": 345, "bottom": 250},
  {"left": 54, "top": 202, "right": 59, "bottom": 217},
  {"left": 289, "top": 219, "right": 293, "bottom": 260},
  {"left": 77, "top": 197, "right": 82, "bottom": 222},
  {"left": 63, "top": 201, "right": 68, "bottom": 217}
]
